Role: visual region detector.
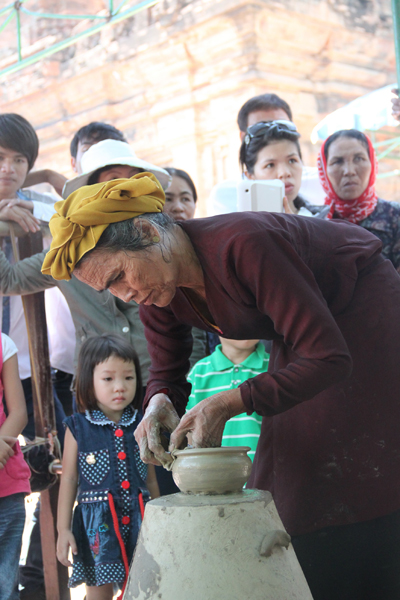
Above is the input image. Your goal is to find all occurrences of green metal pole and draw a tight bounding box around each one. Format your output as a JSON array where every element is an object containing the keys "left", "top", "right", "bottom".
[
  {"left": 20, "top": 8, "right": 107, "bottom": 20},
  {"left": 392, "top": 0, "right": 400, "bottom": 88},
  {"left": 0, "top": 0, "right": 160, "bottom": 79},
  {"left": 114, "top": 0, "right": 131, "bottom": 16},
  {"left": 377, "top": 169, "right": 400, "bottom": 179},
  {"left": 16, "top": 6, "right": 22, "bottom": 62},
  {"left": 0, "top": 3, "right": 14, "bottom": 18},
  {"left": 0, "top": 9, "right": 15, "bottom": 36},
  {"left": 376, "top": 137, "right": 400, "bottom": 160}
]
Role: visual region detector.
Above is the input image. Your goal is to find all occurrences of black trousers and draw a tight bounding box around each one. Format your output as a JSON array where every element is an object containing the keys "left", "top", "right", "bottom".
[
  {"left": 52, "top": 369, "right": 73, "bottom": 417},
  {"left": 292, "top": 510, "right": 400, "bottom": 600}
]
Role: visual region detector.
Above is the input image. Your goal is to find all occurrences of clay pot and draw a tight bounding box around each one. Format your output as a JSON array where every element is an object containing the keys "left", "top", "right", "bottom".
[{"left": 171, "top": 446, "right": 252, "bottom": 494}]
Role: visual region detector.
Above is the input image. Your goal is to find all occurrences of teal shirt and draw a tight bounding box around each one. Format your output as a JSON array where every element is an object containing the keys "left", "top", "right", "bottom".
[{"left": 187, "top": 343, "right": 269, "bottom": 460}]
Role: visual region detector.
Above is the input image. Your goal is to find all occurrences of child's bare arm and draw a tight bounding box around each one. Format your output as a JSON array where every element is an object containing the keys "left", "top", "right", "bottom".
[
  {"left": 57, "top": 428, "right": 79, "bottom": 567},
  {"left": 0, "top": 436, "right": 16, "bottom": 468},
  {"left": 0, "top": 354, "right": 28, "bottom": 438},
  {"left": 146, "top": 463, "right": 160, "bottom": 499},
  {"left": 24, "top": 169, "right": 67, "bottom": 197}
]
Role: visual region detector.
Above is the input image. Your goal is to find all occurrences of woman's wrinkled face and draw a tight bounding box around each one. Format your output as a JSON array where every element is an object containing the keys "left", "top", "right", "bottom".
[
  {"left": 164, "top": 176, "right": 196, "bottom": 221},
  {"left": 74, "top": 248, "right": 180, "bottom": 308},
  {"left": 247, "top": 140, "right": 302, "bottom": 203},
  {"left": 326, "top": 137, "right": 372, "bottom": 200}
]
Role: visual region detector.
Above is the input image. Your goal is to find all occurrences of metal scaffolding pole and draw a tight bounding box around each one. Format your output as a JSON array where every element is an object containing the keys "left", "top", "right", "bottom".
[
  {"left": 0, "top": 0, "right": 160, "bottom": 78},
  {"left": 392, "top": 0, "right": 400, "bottom": 87}
]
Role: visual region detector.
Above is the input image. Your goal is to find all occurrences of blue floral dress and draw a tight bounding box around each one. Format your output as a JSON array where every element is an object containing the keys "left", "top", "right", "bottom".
[{"left": 64, "top": 406, "right": 149, "bottom": 588}]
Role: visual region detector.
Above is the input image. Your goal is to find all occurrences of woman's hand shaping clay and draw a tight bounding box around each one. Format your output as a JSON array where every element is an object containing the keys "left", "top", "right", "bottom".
[
  {"left": 170, "top": 388, "right": 246, "bottom": 452},
  {"left": 134, "top": 393, "right": 181, "bottom": 468}
]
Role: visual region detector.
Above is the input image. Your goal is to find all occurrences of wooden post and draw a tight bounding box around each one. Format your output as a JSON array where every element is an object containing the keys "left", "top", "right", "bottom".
[{"left": 19, "top": 231, "right": 56, "bottom": 440}]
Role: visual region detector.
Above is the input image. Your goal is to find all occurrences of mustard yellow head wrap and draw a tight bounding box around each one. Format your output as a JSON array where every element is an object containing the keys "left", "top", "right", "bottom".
[{"left": 41, "top": 172, "right": 165, "bottom": 281}]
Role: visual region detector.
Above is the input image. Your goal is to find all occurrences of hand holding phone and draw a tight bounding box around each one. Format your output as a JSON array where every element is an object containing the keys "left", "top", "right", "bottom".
[{"left": 236, "top": 180, "right": 285, "bottom": 213}]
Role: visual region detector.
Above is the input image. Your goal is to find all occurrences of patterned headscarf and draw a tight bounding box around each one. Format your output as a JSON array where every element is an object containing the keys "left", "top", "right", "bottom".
[
  {"left": 317, "top": 133, "right": 378, "bottom": 223},
  {"left": 41, "top": 172, "right": 165, "bottom": 281}
]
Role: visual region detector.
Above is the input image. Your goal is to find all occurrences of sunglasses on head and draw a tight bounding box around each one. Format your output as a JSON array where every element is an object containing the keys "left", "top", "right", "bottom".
[{"left": 244, "top": 120, "right": 300, "bottom": 145}]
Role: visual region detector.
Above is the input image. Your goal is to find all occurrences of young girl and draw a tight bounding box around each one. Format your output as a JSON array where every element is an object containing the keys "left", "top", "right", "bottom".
[
  {"left": 0, "top": 331, "right": 30, "bottom": 600},
  {"left": 57, "top": 334, "right": 159, "bottom": 599}
]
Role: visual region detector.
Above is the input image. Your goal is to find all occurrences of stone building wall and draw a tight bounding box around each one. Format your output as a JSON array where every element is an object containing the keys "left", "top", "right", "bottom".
[{"left": 0, "top": 0, "right": 397, "bottom": 214}]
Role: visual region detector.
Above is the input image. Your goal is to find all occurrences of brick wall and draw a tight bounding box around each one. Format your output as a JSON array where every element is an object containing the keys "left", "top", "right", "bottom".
[{"left": 0, "top": 0, "right": 397, "bottom": 213}]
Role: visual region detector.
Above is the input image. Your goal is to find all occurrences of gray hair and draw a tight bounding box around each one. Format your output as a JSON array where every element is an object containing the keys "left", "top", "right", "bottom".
[{"left": 76, "top": 212, "right": 176, "bottom": 267}]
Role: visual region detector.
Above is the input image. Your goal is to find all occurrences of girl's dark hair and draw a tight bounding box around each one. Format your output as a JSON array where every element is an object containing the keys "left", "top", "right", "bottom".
[
  {"left": 239, "top": 127, "right": 302, "bottom": 174},
  {"left": 75, "top": 334, "right": 143, "bottom": 412},
  {"left": 164, "top": 167, "right": 197, "bottom": 202},
  {"left": 87, "top": 164, "right": 145, "bottom": 186},
  {"left": 323, "top": 129, "right": 370, "bottom": 161},
  {"left": 0, "top": 113, "right": 39, "bottom": 171}
]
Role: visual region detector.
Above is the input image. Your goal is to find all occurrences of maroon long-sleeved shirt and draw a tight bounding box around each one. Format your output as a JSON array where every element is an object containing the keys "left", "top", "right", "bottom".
[{"left": 140, "top": 212, "right": 400, "bottom": 535}]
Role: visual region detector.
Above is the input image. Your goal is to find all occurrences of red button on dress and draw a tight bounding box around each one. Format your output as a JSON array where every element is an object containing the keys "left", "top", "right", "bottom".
[
  {"left": 115, "top": 429, "right": 123, "bottom": 437},
  {"left": 122, "top": 516, "right": 130, "bottom": 525},
  {"left": 118, "top": 452, "right": 126, "bottom": 460},
  {"left": 121, "top": 480, "right": 130, "bottom": 489}
]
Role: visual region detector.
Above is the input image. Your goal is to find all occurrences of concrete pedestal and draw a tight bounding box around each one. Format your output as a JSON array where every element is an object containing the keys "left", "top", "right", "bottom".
[{"left": 124, "top": 489, "right": 313, "bottom": 600}]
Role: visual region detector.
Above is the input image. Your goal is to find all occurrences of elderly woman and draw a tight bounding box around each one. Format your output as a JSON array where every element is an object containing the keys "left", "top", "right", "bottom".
[
  {"left": 318, "top": 129, "right": 400, "bottom": 273},
  {"left": 43, "top": 173, "right": 400, "bottom": 600}
]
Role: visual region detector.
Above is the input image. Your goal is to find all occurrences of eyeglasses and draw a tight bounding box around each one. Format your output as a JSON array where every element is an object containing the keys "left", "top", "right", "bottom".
[{"left": 244, "top": 120, "right": 300, "bottom": 145}]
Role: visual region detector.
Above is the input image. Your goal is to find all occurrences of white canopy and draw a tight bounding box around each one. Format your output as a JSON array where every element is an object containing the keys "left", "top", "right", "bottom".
[{"left": 311, "top": 84, "right": 399, "bottom": 143}]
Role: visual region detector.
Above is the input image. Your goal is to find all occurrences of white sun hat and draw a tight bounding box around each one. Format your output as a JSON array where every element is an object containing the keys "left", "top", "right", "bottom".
[{"left": 62, "top": 139, "right": 171, "bottom": 198}]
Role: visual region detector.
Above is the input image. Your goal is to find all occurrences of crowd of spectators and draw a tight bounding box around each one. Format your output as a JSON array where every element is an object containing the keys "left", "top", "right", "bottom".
[{"left": 1, "top": 88, "right": 400, "bottom": 600}]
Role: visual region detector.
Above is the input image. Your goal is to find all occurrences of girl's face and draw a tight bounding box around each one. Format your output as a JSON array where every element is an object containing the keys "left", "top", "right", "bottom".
[
  {"left": 326, "top": 137, "right": 372, "bottom": 201},
  {"left": 93, "top": 355, "right": 137, "bottom": 422},
  {"left": 246, "top": 139, "right": 302, "bottom": 207},
  {"left": 164, "top": 175, "right": 196, "bottom": 221}
]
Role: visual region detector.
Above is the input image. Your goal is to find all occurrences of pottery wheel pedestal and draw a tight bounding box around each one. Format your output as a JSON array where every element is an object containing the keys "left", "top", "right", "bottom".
[{"left": 124, "top": 489, "right": 313, "bottom": 600}]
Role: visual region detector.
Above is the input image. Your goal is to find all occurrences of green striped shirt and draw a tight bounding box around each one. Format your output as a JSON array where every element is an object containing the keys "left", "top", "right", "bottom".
[{"left": 187, "top": 343, "right": 269, "bottom": 460}]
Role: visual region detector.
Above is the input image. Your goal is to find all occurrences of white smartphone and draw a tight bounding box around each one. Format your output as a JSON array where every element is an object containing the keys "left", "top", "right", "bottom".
[{"left": 236, "top": 179, "right": 284, "bottom": 213}]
